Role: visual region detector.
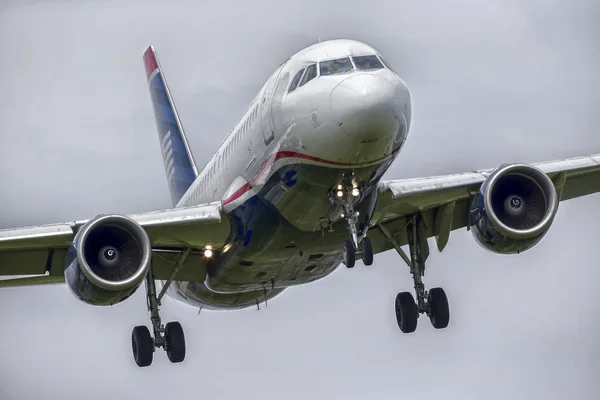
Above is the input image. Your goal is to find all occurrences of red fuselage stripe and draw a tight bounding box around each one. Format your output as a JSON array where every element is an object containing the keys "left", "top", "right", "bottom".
[{"left": 221, "top": 147, "right": 401, "bottom": 206}]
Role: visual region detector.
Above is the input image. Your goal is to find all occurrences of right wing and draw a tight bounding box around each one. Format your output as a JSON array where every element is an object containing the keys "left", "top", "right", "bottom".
[{"left": 0, "top": 202, "right": 231, "bottom": 286}]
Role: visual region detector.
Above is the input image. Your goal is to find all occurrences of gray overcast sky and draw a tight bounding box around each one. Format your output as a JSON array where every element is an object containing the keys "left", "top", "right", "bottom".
[{"left": 1, "top": 0, "right": 600, "bottom": 399}]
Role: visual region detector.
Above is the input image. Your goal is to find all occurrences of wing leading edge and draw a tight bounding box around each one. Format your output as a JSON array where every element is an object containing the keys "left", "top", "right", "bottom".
[{"left": 0, "top": 202, "right": 231, "bottom": 285}]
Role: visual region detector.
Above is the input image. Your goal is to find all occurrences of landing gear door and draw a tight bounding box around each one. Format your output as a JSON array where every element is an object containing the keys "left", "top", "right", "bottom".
[{"left": 260, "top": 63, "right": 286, "bottom": 146}]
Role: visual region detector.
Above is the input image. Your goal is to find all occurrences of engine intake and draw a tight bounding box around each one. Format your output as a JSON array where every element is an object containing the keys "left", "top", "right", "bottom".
[
  {"left": 64, "top": 214, "right": 151, "bottom": 306},
  {"left": 469, "top": 163, "right": 558, "bottom": 254}
]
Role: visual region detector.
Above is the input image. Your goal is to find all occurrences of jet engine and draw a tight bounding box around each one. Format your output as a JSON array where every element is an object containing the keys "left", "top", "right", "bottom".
[
  {"left": 468, "top": 163, "right": 558, "bottom": 254},
  {"left": 64, "top": 214, "right": 152, "bottom": 306}
]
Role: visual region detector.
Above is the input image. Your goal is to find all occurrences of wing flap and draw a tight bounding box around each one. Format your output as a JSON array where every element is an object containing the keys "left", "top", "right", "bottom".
[
  {"left": 561, "top": 170, "right": 600, "bottom": 201},
  {"left": 0, "top": 223, "right": 75, "bottom": 251},
  {"left": 0, "top": 250, "right": 208, "bottom": 288},
  {"left": 152, "top": 251, "right": 207, "bottom": 282},
  {"left": 369, "top": 198, "right": 472, "bottom": 256},
  {"left": 0, "top": 275, "right": 65, "bottom": 288}
]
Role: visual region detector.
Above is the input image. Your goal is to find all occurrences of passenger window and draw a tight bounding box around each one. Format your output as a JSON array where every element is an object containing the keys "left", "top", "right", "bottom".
[
  {"left": 299, "top": 64, "right": 317, "bottom": 87},
  {"left": 353, "top": 55, "right": 384, "bottom": 70},
  {"left": 319, "top": 58, "right": 353, "bottom": 75},
  {"left": 288, "top": 69, "right": 305, "bottom": 93}
]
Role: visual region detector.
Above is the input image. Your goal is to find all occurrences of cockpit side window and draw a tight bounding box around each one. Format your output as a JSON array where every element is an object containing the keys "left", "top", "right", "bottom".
[
  {"left": 377, "top": 55, "right": 396, "bottom": 73},
  {"left": 288, "top": 69, "right": 305, "bottom": 93},
  {"left": 319, "top": 58, "right": 353, "bottom": 76},
  {"left": 353, "top": 55, "right": 384, "bottom": 70},
  {"left": 299, "top": 64, "right": 317, "bottom": 87}
]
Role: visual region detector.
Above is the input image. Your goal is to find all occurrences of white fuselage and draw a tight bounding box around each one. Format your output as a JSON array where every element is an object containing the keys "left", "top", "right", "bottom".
[{"left": 166, "top": 39, "right": 412, "bottom": 310}]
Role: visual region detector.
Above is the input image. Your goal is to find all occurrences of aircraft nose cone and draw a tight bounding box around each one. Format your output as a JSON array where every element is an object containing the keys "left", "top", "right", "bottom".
[
  {"left": 326, "top": 74, "right": 405, "bottom": 163},
  {"left": 329, "top": 74, "right": 397, "bottom": 118}
]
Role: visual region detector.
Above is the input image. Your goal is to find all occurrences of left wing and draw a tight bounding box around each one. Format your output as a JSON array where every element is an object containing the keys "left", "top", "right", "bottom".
[
  {"left": 368, "top": 153, "right": 600, "bottom": 255},
  {"left": 0, "top": 202, "right": 231, "bottom": 286}
]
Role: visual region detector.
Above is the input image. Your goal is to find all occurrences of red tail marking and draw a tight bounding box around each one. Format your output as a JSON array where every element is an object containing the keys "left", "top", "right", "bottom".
[{"left": 143, "top": 46, "right": 159, "bottom": 80}]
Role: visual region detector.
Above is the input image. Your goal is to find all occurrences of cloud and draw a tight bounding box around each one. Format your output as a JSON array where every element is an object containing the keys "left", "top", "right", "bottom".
[{"left": 0, "top": 1, "right": 599, "bottom": 399}]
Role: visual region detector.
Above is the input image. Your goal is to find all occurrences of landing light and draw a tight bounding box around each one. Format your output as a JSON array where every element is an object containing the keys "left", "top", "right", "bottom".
[
  {"left": 351, "top": 188, "right": 360, "bottom": 197},
  {"left": 337, "top": 191, "right": 344, "bottom": 197},
  {"left": 337, "top": 184, "right": 343, "bottom": 190},
  {"left": 204, "top": 249, "right": 213, "bottom": 258}
]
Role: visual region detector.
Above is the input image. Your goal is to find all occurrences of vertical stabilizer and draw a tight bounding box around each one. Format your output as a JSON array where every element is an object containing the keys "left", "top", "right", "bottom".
[{"left": 143, "top": 45, "right": 198, "bottom": 207}]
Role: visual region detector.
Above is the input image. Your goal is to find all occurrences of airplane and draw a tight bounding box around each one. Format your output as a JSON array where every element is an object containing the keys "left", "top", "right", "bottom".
[{"left": 0, "top": 39, "right": 599, "bottom": 368}]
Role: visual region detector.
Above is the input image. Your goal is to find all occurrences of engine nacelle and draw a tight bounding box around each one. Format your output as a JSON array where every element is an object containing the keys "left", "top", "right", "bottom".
[
  {"left": 468, "top": 163, "right": 558, "bottom": 254},
  {"left": 64, "top": 214, "right": 151, "bottom": 306}
]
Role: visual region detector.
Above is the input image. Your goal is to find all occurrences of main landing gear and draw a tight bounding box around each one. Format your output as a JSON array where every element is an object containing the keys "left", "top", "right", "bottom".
[
  {"left": 335, "top": 181, "right": 374, "bottom": 269},
  {"left": 131, "top": 258, "right": 187, "bottom": 367},
  {"left": 379, "top": 214, "right": 450, "bottom": 333}
]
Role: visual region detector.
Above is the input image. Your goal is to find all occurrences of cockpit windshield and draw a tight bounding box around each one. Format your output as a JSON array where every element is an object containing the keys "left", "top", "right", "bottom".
[
  {"left": 319, "top": 58, "right": 353, "bottom": 76},
  {"left": 353, "top": 55, "right": 384, "bottom": 70}
]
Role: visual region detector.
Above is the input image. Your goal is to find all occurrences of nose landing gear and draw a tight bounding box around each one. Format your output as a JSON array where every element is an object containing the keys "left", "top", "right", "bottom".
[
  {"left": 334, "top": 181, "right": 374, "bottom": 269},
  {"left": 379, "top": 213, "right": 450, "bottom": 333}
]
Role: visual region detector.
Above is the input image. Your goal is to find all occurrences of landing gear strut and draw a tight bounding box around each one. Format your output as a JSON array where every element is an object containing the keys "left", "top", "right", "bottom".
[
  {"left": 131, "top": 257, "right": 187, "bottom": 367},
  {"left": 335, "top": 180, "right": 374, "bottom": 269},
  {"left": 379, "top": 214, "right": 450, "bottom": 333}
]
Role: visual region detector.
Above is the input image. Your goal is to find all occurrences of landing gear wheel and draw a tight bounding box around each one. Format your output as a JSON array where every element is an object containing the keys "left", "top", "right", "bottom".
[
  {"left": 165, "top": 321, "right": 186, "bottom": 363},
  {"left": 360, "top": 237, "right": 373, "bottom": 266},
  {"left": 342, "top": 240, "right": 356, "bottom": 269},
  {"left": 132, "top": 325, "right": 154, "bottom": 367},
  {"left": 428, "top": 287, "right": 450, "bottom": 329},
  {"left": 395, "top": 292, "right": 418, "bottom": 333}
]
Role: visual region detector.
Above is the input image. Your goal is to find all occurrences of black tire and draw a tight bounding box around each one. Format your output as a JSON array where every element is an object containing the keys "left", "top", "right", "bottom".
[
  {"left": 395, "top": 292, "right": 418, "bottom": 333},
  {"left": 342, "top": 240, "right": 356, "bottom": 269},
  {"left": 165, "top": 321, "right": 186, "bottom": 363},
  {"left": 132, "top": 325, "right": 154, "bottom": 367},
  {"left": 360, "top": 237, "right": 374, "bottom": 266},
  {"left": 428, "top": 287, "right": 450, "bottom": 329}
]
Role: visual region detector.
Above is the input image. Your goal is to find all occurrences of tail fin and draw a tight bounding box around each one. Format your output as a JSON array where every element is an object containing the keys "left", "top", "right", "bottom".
[{"left": 143, "top": 45, "right": 199, "bottom": 207}]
